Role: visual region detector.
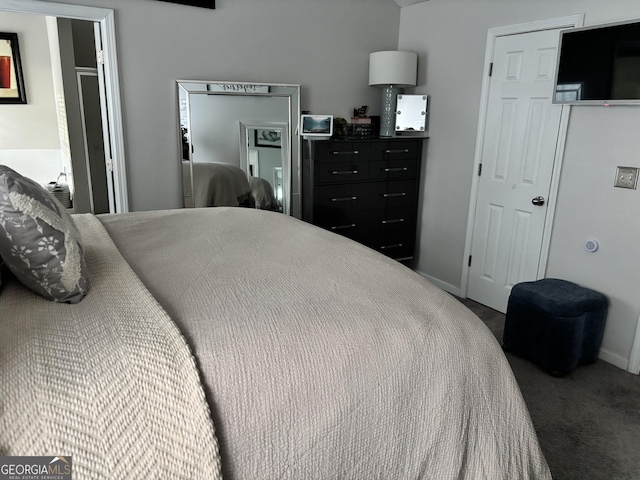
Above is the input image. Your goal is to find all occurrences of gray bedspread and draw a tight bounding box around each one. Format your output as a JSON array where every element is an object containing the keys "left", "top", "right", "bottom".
[
  {"left": 99, "top": 207, "right": 551, "bottom": 480},
  {"left": 187, "top": 161, "right": 252, "bottom": 208},
  {"left": 0, "top": 214, "right": 222, "bottom": 479}
]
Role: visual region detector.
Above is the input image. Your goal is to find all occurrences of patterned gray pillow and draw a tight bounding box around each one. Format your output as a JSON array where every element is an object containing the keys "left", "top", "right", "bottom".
[{"left": 0, "top": 166, "right": 89, "bottom": 303}]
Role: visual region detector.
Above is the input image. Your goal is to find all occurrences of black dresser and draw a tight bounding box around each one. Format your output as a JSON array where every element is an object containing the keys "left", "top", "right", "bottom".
[{"left": 302, "top": 137, "right": 424, "bottom": 261}]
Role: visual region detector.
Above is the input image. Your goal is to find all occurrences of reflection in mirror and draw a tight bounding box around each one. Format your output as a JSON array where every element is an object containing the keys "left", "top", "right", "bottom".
[
  {"left": 239, "top": 121, "right": 289, "bottom": 213},
  {"left": 178, "top": 81, "right": 300, "bottom": 217}
]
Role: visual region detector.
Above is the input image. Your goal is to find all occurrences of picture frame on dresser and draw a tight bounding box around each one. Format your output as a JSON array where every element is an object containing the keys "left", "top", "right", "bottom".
[
  {"left": 0, "top": 32, "right": 27, "bottom": 104},
  {"left": 301, "top": 115, "right": 334, "bottom": 137}
]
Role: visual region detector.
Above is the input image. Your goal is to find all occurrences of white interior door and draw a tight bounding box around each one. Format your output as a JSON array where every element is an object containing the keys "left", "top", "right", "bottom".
[{"left": 467, "top": 28, "right": 564, "bottom": 313}]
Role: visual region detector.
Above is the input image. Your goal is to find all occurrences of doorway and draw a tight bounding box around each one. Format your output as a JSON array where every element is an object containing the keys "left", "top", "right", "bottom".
[
  {"left": 463, "top": 15, "right": 583, "bottom": 313},
  {"left": 0, "top": 1, "right": 128, "bottom": 213}
]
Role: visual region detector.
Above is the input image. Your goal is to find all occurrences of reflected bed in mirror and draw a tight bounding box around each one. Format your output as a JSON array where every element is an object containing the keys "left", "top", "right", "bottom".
[{"left": 177, "top": 80, "right": 300, "bottom": 217}]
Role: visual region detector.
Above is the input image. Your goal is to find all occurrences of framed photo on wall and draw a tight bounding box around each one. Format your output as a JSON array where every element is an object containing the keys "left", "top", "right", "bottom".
[
  {"left": 0, "top": 32, "right": 27, "bottom": 104},
  {"left": 255, "top": 129, "right": 282, "bottom": 148},
  {"left": 157, "top": 0, "right": 215, "bottom": 9}
]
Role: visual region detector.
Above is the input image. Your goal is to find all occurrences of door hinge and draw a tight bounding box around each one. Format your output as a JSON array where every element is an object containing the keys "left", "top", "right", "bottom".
[
  {"left": 97, "top": 50, "right": 105, "bottom": 65},
  {"left": 478, "top": 163, "right": 483, "bottom": 176},
  {"left": 468, "top": 255, "right": 472, "bottom": 267},
  {"left": 105, "top": 157, "right": 113, "bottom": 172},
  {"left": 489, "top": 62, "right": 493, "bottom": 76}
]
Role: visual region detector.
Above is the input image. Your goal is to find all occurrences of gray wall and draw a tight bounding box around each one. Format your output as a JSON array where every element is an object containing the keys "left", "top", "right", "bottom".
[
  {"left": 399, "top": 0, "right": 640, "bottom": 369},
  {"left": 37, "top": 0, "right": 401, "bottom": 211}
]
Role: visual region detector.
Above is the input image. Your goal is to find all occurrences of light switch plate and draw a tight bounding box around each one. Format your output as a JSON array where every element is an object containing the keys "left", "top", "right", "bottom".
[{"left": 614, "top": 166, "right": 639, "bottom": 189}]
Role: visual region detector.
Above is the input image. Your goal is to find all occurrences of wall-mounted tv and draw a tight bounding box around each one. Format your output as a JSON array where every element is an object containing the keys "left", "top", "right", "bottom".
[{"left": 553, "top": 18, "right": 640, "bottom": 105}]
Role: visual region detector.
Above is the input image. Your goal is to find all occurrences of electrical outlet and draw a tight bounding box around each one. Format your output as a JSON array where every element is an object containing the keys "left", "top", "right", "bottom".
[{"left": 614, "top": 166, "right": 639, "bottom": 189}]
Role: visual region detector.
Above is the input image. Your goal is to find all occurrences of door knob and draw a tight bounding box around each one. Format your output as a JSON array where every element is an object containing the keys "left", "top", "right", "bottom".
[{"left": 531, "top": 196, "right": 545, "bottom": 206}]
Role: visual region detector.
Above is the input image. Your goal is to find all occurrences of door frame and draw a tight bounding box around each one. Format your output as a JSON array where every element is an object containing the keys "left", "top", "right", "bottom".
[
  {"left": 0, "top": 0, "right": 128, "bottom": 213},
  {"left": 628, "top": 313, "right": 640, "bottom": 374},
  {"left": 461, "top": 14, "right": 584, "bottom": 300}
]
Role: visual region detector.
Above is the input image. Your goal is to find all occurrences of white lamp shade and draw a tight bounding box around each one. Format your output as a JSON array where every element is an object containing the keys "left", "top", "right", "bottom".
[{"left": 369, "top": 51, "right": 418, "bottom": 87}]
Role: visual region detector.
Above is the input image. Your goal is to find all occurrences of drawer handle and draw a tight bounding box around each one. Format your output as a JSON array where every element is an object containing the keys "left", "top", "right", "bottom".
[
  {"left": 381, "top": 243, "right": 403, "bottom": 250},
  {"left": 332, "top": 170, "right": 359, "bottom": 175},
  {"left": 382, "top": 192, "right": 407, "bottom": 198},
  {"left": 384, "top": 167, "right": 409, "bottom": 172},
  {"left": 385, "top": 149, "right": 409, "bottom": 154},
  {"left": 331, "top": 224, "right": 356, "bottom": 231},
  {"left": 331, "top": 196, "right": 357, "bottom": 202},
  {"left": 381, "top": 218, "right": 405, "bottom": 224},
  {"left": 332, "top": 150, "right": 359, "bottom": 155}
]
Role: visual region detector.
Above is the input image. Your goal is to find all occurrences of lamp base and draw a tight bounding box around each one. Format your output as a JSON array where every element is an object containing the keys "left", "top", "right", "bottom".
[{"left": 379, "top": 85, "right": 403, "bottom": 137}]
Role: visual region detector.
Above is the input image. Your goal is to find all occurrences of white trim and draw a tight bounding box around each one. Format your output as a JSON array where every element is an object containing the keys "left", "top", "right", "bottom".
[
  {"left": 76, "top": 69, "right": 98, "bottom": 213},
  {"left": 0, "top": 0, "right": 129, "bottom": 213},
  {"left": 415, "top": 270, "right": 463, "bottom": 298},
  {"left": 599, "top": 348, "right": 631, "bottom": 372},
  {"left": 460, "top": 14, "right": 584, "bottom": 299},
  {"left": 627, "top": 311, "right": 640, "bottom": 375},
  {"left": 537, "top": 105, "right": 572, "bottom": 278}
]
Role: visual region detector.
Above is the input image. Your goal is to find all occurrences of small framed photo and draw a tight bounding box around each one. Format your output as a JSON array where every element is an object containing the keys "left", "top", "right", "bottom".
[
  {"left": 301, "top": 114, "right": 333, "bottom": 137},
  {"left": 0, "top": 32, "right": 27, "bottom": 104},
  {"left": 255, "top": 129, "right": 282, "bottom": 148}
]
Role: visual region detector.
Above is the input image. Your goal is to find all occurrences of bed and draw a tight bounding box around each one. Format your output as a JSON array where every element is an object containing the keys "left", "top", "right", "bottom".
[
  {"left": 248, "top": 176, "right": 281, "bottom": 211},
  {"left": 187, "top": 161, "right": 253, "bottom": 208},
  {"left": 0, "top": 165, "right": 552, "bottom": 479},
  {"left": 184, "top": 161, "right": 279, "bottom": 210}
]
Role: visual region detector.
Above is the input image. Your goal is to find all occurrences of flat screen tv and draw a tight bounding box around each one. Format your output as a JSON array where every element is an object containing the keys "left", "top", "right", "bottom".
[{"left": 553, "top": 18, "right": 640, "bottom": 105}]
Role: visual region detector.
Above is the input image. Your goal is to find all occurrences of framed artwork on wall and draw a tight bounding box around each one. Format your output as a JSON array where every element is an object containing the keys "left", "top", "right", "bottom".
[
  {"left": 255, "top": 129, "right": 282, "bottom": 148},
  {"left": 157, "top": 0, "right": 215, "bottom": 9},
  {"left": 0, "top": 32, "right": 26, "bottom": 104}
]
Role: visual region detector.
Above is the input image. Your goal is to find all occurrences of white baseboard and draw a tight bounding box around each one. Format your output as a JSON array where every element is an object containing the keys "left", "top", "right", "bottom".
[
  {"left": 598, "top": 348, "right": 629, "bottom": 371},
  {"left": 415, "top": 270, "right": 463, "bottom": 298}
]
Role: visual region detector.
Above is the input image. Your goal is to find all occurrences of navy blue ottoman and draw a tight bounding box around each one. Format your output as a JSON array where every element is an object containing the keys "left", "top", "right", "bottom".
[{"left": 503, "top": 278, "right": 608, "bottom": 376}]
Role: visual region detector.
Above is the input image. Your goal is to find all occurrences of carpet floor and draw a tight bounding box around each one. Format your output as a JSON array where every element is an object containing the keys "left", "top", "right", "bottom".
[{"left": 458, "top": 297, "right": 640, "bottom": 480}]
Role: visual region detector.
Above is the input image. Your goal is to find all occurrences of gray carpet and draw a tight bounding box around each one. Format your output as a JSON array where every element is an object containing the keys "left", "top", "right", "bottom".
[{"left": 457, "top": 297, "right": 640, "bottom": 480}]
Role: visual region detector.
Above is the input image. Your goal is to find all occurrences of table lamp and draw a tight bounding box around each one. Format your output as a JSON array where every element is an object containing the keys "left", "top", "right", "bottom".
[{"left": 369, "top": 51, "right": 418, "bottom": 137}]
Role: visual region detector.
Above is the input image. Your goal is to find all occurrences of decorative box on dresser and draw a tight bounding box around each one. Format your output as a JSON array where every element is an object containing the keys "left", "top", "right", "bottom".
[{"left": 302, "top": 137, "right": 425, "bottom": 261}]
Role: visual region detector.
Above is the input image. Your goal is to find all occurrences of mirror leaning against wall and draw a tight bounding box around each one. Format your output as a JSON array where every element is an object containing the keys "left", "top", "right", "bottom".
[{"left": 177, "top": 81, "right": 301, "bottom": 217}]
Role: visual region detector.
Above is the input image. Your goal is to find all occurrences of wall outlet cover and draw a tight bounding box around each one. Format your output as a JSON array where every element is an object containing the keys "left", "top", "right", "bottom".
[{"left": 614, "top": 166, "right": 639, "bottom": 189}]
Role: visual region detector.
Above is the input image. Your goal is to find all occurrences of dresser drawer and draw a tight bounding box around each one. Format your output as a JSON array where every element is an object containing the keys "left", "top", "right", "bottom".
[
  {"left": 314, "top": 183, "right": 369, "bottom": 211},
  {"left": 369, "top": 180, "right": 417, "bottom": 209},
  {"left": 367, "top": 207, "right": 415, "bottom": 237},
  {"left": 315, "top": 161, "right": 369, "bottom": 184},
  {"left": 375, "top": 241, "right": 415, "bottom": 260},
  {"left": 314, "top": 141, "right": 370, "bottom": 163},
  {"left": 370, "top": 140, "right": 421, "bottom": 161},
  {"left": 314, "top": 210, "right": 368, "bottom": 243},
  {"left": 369, "top": 157, "right": 419, "bottom": 181}
]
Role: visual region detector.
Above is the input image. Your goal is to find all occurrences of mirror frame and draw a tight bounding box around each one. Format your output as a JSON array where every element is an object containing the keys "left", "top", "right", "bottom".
[
  {"left": 177, "top": 80, "right": 301, "bottom": 217},
  {"left": 0, "top": 0, "right": 129, "bottom": 212},
  {"left": 239, "top": 120, "right": 289, "bottom": 214}
]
